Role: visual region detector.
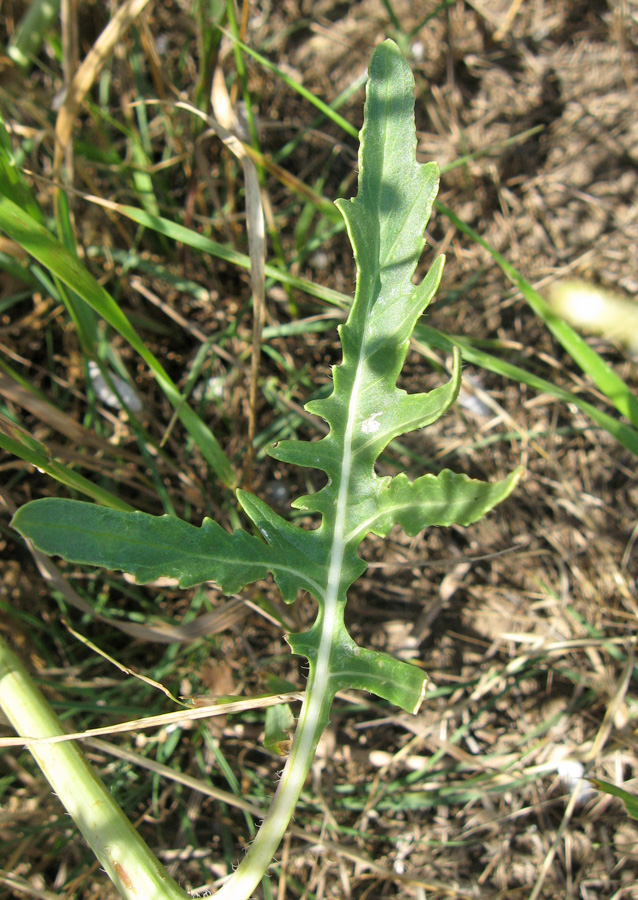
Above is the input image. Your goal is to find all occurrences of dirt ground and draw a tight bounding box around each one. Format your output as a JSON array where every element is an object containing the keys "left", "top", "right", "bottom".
[{"left": 2, "top": 1, "right": 638, "bottom": 898}]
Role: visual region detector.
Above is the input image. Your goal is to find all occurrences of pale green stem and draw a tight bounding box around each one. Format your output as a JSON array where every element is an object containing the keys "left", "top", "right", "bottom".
[
  {"left": 0, "top": 634, "right": 189, "bottom": 900},
  {"left": 213, "top": 421, "right": 353, "bottom": 899},
  {"left": 213, "top": 659, "right": 332, "bottom": 900},
  {"left": 214, "top": 334, "right": 362, "bottom": 898}
]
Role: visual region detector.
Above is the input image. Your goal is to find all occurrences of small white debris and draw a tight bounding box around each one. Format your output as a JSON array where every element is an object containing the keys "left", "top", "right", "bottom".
[
  {"left": 457, "top": 387, "right": 490, "bottom": 418},
  {"left": 458, "top": 373, "right": 491, "bottom": 418},
  {"left": 88, "top": 361, "right": 142, "bottom": 413},
  {"left": 310, "top": 250, "right": 329, "bottom": 270},
  {"left": 411, "top": 41, "right": 425, "bottom": 61},
  {"left": 193, "top": 376, "right": 225, "bottom": 402},
  {"left": 557, "top": 759, "right": 594, "bottom": 805},
  {"left": 361, "top": 412, "right": 382, "bottom": 434},
  {"left": 559, "top": 759, "right": 584, "bottom": 790}
]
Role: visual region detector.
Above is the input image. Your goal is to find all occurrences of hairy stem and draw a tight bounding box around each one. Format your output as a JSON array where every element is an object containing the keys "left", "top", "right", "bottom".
[{"left": 213, "top": 659, "right": 333, "bottom": 900}]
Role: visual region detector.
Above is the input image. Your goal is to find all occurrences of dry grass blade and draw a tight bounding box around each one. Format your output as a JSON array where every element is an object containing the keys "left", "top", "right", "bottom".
[
  {"left": 0, "top": 371, "right": 87, "bottom": 445},
  {"left": 238, "top": 141, "right": 340, "bottom": 220},
  {"left": 586, "top": 644, "right": 635, "bottom": 762},
  {"left": 36, "top": 538, "right": 248, "bottom": 642},
  {"left": 526, "top": 786, "right": 584, "bottom": 900},
  {"left": 493, "top": 0, "right": 526, "bottom": 40},
  {"left": 87, "top": 737, "right": 266, "bottom": 818},
  {"left": 61, "top": 620, "right": 187, "bottom": 704},
  {"left": 0, "top": 873, "right": 61, "bottom": 900},
  {"left": 209, "top": 70, "right": 266, "bottom": 486},
  {"left": 60, "top": 0, "right": 79, "bottom": 180},
  {"left": 0, "top": 372, "right": 139, "bottom": 461},
  {"left": 54, "top": 0, "right": 153, "bottom": 172},
  {"left": 0, "top": 691, "right": 304, "bottom": 748}
]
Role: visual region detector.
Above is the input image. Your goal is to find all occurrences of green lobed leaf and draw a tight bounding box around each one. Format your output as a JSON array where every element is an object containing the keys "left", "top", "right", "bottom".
[
  {"left": 347, "top": 466, "right": 524, "bottom": 542},
  {"left": 251, "top": 40, "right": 520, "bottom": 711},
  {"left": 12, "top": 41, "right": 520, "bottom": 719},
  {"left": 11, "top": 498, "right": 320, "bottom": 603}
]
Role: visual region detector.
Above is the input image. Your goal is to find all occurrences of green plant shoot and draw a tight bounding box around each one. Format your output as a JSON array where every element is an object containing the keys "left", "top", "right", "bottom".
[{"left": 10, "top": 40, "right": 522, "bottom": 900}]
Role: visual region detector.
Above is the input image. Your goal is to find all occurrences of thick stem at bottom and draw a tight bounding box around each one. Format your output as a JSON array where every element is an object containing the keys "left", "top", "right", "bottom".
[{"left": 0, "top": 633, "right": 189, "bottom": 900}]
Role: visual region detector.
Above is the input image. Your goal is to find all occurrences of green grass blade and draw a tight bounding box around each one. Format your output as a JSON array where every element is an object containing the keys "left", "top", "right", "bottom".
[
  {"left": 0, "top": 195, "right": 236, "bottom": 488},
  {"left": 6, "top": 0, "right": 61, "bottom": 70},
  {"left": 89, "top": 199, "right": 349, "bottom": 309},
  {"left": 273, "top": 70, "right": 368, "bottom": 164},
  {"left": 221, "top": 30, "right": 359, "bottom": 139},
  {"left": 0, "top": 422, "right": 134, "bottom": 511},
  {"left": 0, "top": 112, "right": 43, "bottom": 222},
  {"left": 417, "top": 324, "right": 638, "bottom": 457},
  {"left": 54, "top": 189, "right": 100, "bottom": 352},
  {"left": 408, "top": 0, "right": 456, "bottom": 37},
  {"left": 436, "top": 200, "right": 638, "bottom": 429},
  {"left": 0, "top": 249, "right": 40, "bottom": 287},
  {"left": 193, "top": 0, "right": 226, "bottom": 116},
  {"left": 589, "top": 778, "right": 638, "bottom": 820}
]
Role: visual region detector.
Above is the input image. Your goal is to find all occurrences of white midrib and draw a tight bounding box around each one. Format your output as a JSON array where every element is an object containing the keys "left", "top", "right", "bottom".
[
  {"left": 279, "top": 351, "right": 365, "bottom": 791},
  {"left": 214, "top": 355, "right": 366, "bottom": 900}
]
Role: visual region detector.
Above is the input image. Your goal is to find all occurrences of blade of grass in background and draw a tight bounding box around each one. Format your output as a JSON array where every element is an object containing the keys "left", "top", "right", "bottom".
[
  {"left": 589, "top": 778, "right": 638, "bottom": 820},
  {"left": 221, "top": 30, "right": 359, "bottom": 139},
  {"left": 418, "top": 324, "right": 638, "bottom": 457},
  {"left": 0, "top": 113, "right": 43, "bottom": 223},
  {"left": 225, "top": 0, "right": 260, "bottom": 151},
  {"left": 84, "top": 194, "right": 350, "bottom": 309},
  {"left": 0, "top": 195, "right": 236, "bottom": 488},
  {"left": 438, "top": 126, "right": 544, "bottom": 176},
  {"left": 193, "top": 0, "right": 226, "bottom": 118},
  {"left": 272, "top": 70, "right": 368, "bottom": 164},
  {"left": 436, "top": 200, "right": 638, "bottom": 432},
  {"left": 407, "top": 0, "right": 457, "bottom": 37},
  {"left": 54, "top": 189, "right": 100, "bottom": 352},
  {"left": 6, "top": 0, "right": 61, "bottom": 71},
  {"left": 0, "top": 417, "right": 134, "bottom": 510}
]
